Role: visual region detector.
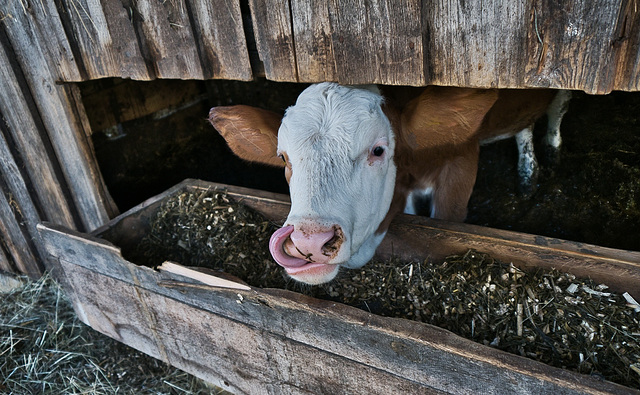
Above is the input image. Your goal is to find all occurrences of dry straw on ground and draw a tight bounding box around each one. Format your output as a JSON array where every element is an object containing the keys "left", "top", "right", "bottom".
[{"left": 0, "top": 273, "right": 215, "bottom": 394}]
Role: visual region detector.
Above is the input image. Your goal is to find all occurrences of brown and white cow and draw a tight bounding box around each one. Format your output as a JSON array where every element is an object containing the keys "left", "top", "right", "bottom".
[{"left": 208, "top": 83, "right": 570, "bottom": 285}]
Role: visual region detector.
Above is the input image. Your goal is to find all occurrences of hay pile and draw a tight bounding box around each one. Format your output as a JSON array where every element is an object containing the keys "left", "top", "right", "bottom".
[
  {"left": 0, "top": 273, "right": 216, "bottom": 394},
  {"left": 126, "top": 188, "right": 640, "bottom": 389}
]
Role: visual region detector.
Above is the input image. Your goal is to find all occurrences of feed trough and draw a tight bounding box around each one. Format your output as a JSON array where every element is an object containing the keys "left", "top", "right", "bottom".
[{"left": 37, "top": 179, "right": 640, "bottom": 394}]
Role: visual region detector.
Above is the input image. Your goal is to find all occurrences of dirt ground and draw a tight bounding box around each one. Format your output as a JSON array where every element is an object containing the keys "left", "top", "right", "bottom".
[{"left": 90, "top": 79, "right": 640, "bottom": 252}]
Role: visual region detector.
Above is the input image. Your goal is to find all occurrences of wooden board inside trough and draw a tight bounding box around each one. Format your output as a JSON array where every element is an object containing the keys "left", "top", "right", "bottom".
[{"left": 38, "top": 180, "right": 639, "bottom": 394}]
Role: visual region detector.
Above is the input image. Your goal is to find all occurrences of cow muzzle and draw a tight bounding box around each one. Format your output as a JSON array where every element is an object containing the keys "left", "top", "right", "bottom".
[{"left": 269, "top": 225, "right": 344, "bottom": 284}]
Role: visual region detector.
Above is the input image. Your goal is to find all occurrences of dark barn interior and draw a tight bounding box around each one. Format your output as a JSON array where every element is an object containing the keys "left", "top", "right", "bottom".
[{"left": 82, "top": 77, "right": 640, "bottom": 252}]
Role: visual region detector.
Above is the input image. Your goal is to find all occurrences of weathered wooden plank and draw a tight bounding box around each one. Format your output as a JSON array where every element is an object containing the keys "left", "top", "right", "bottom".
[
  {"left": 0, "top": 239, "right": 11, "bottom": 273},
  {"left": 126, "top": 0, "right": 204, "bottom": 79},
  {"left": 58, "top": 261, "right": 437, "bottom": 394},
  {"left": 612, "top": 0, "right": 640, "bottom": 91},
  {"left": 100, "top": 0, "right": 153, "bottom": 80},
  {"left": 0, "top": 32, "right": 77, "bottom": 228},
  {"left": 248, "top": 0, "right": 298, "bottom": 82},
  {"left": 37, "top": 216, "right": 636, "bottom": 394},
  {"left": 289, "top": 0, "right": 337, "bottom": 82},
  {"left": 55, "top": 0, "right": 252, "bottom": 81},
  {"left": 0, "top": 180, "right": 41, "bottom": 277},
  {"left": 325, "top": 0, "right": 424, "bottom": 85},
  {"left": 2, "top": 6, "right": 117, "bottom": 230},
  {"left": 186, "top": 0, "right": 253, "bottom": 81},
  {"left": 424, "top": 0, "right": 530, "bottom": 89},
  {"left": 524, "top": 0, "right": 628, "bottom": 93},
  {"left": 0, "top": 0, "right": 82, "bottom": 81},
  {"left": 266, "top": 0, "right": 424, "bottom": 85},
  {"left": 55, "top": 0, "right": 151, "bottom": 80}
]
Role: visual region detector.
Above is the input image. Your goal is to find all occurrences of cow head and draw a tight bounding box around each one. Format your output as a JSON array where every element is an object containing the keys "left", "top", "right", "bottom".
[
  {"left": 209, "top": 83, "right": 395, "bottom": 284},
  {"left": 209, "top": 82, "right": 498, "bottom": 285}
]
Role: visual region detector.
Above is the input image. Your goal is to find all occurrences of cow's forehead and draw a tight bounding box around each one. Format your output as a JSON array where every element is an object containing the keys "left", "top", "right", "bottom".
[{"left": 279, "top": 83, "right": 390, "bottom": 155}]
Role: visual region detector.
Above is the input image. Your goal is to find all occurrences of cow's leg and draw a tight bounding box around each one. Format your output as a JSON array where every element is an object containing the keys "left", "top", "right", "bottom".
[
  {"left": 515, "top": 125, "right": 538, "bottom": 197},
  {"left": 543, "top": 89, "right": 571, "bottom": 164},
  {"left": 430, "top": 143, "right": 479, "bottom": 222}
]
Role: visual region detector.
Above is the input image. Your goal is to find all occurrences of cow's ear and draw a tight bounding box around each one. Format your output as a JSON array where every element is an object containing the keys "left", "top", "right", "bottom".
[
  {"left": 401, "top": 87, "right": 498, "bottom": 150},
  {"left": 208, "top": 105, "right": 283, "bottom": 167}
]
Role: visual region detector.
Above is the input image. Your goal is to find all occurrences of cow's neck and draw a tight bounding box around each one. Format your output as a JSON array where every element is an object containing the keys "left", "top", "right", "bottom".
[{"left": 376, "top": 102, "right": 416, "bottom": 233}]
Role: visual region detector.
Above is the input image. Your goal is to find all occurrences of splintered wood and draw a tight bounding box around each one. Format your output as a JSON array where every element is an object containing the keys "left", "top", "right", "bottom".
[{"left": 128, "top": 189, "right": 640, "bottom": 389}]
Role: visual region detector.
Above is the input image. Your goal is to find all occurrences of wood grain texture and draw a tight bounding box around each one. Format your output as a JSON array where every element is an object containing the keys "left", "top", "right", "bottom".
[
  {"left": 1, "top": 0, "right": 82, "bottom": 81},
  {"left": 326, "top": 0, "right": 424, "bottom": 85},
  {"left": 56, "top": 0, "right": 151, "bottom": 80},
  {"left": 424, "top": 0, "right": 530, "bottom": 89},
  {"left": 3, "top": 0, "right": 634, "bottom": 91},
  {"left": 127, "top": 0, "right": 204, "bottom": 79},
  {"left": 36, "top": 180, "right": 640, "bottom": 394},
  {"left": 251, "top": 0, "right": 639, "bottom": 92},
  {"left": 0, "top": 36, "right": 77, "bottom": 228},
  {"left": 0, "top": 238, "right": 11, "bottom": 273},
  {"left": 100, "top": 0, "right": 153, "bottom": 80},
  {"left": 3, "top": 7, "right": 116, "bottom": 231},
  {"left": 186, "top": 0, "right": 253, "bottom": 80},
  {"left": 613, "top": 0, "right": 640, "bottom": 91},
  {"left": 290, "top": 0, "right": 337, "bottom": 82},
  {"left": 0, "top": 175, "right": 41, "bottom": 276},
  {"left": 248, "top": 0, "right": 298, "bottom": 82}
]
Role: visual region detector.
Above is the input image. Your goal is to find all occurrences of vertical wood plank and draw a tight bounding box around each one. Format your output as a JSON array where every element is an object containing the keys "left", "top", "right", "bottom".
[
  {"left": 424, "top": 0, "right": 530, "bottom": 89},
  {"left": 248, "top": 0, "right": 298, "bottom": 82},
  {"left": 612, "top": 0, "right": 640, "bottom": 92},
  {"left": 101, "top": 0, "right": 153, "bottom": 80},
  {"left": 186, "top": 0, "right": 253, "bottom": 81},
  {"left": 0, "top": 33, "right": 77, "bottom": 228},
  {"left": 0, "top": 153, "right": 42, "bottom": 276},
  {"left": 0, "top": 189, "right": 31, "bottom": 275},
  {"left": 0, "top": 0, "right": 82, "bottom": 81},
  {"left": 127, "top": 0, "right": 204, "bottom": 79},
  {"left": 0, "top": 239, "right": 11, "bottom": 274},
  {"left": 523, "top": 0, "right": 625, "bottom": 93},
  {"left": 55, "top": 0, "right": 151, "bottom": 80},
  {"left": 3, "top": 1, "right": 116, "bottom": 231},
  {"left": 326, "top": 0, "right": 424, "bottom": 85},
  {"left": 290, "top": 0, "right": 337, "bottom": 82}
]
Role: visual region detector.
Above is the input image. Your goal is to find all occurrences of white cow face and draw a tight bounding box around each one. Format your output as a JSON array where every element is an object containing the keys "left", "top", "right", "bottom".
[
  {"left": 209, "top": 82, "right": 397, "bottom": 284},
  {"left": 272, "top": 83, "right": 397, "bottom": 283}
]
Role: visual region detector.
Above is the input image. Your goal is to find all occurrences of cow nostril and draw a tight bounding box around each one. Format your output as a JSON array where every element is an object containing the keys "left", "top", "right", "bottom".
[
  {"left": 322, "top": 226, "right": 344, "bottom": 257},
  {"left": 286, "top": 226, "right": 342, "bottom": 262}
]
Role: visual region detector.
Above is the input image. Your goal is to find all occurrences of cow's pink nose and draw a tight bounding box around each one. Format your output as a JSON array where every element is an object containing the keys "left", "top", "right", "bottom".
[{"left": 287, "top": 228, "right": 336, "bottom": 263}]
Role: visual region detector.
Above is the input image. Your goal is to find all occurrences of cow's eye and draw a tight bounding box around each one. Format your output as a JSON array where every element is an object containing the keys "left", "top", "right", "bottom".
[
  {"left": 278, "top": 154, "right": 286, "bottom": 163},
  {"left": 372, "top": 146, "right": 385, "bottom": 157}
]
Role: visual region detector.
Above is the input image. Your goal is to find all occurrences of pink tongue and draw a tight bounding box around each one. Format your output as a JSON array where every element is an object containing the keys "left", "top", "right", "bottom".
[{"left": 269, "top": 226, "right": 310, "bottom": 269}]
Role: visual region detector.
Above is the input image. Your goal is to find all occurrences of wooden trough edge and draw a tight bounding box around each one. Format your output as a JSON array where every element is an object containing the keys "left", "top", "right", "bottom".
[{"left": 35, "top": 179, "right": 640, "bottom": 394}]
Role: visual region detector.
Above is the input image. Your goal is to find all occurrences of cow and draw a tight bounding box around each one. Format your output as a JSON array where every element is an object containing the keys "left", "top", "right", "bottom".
[{"left": 208, "top": 83, "right": 570, "bottom": 285}]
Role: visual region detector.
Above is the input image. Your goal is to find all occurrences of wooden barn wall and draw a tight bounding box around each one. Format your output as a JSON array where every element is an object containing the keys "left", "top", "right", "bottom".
[
  {"left": 2, "top": 0, "right": 639, "bottom": 92},
  {"left": 252, "top": 0, "right": 640, "bottom": 93},
  {"left": 0, "top": 0, "right": 639, "bottom": 277}
]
